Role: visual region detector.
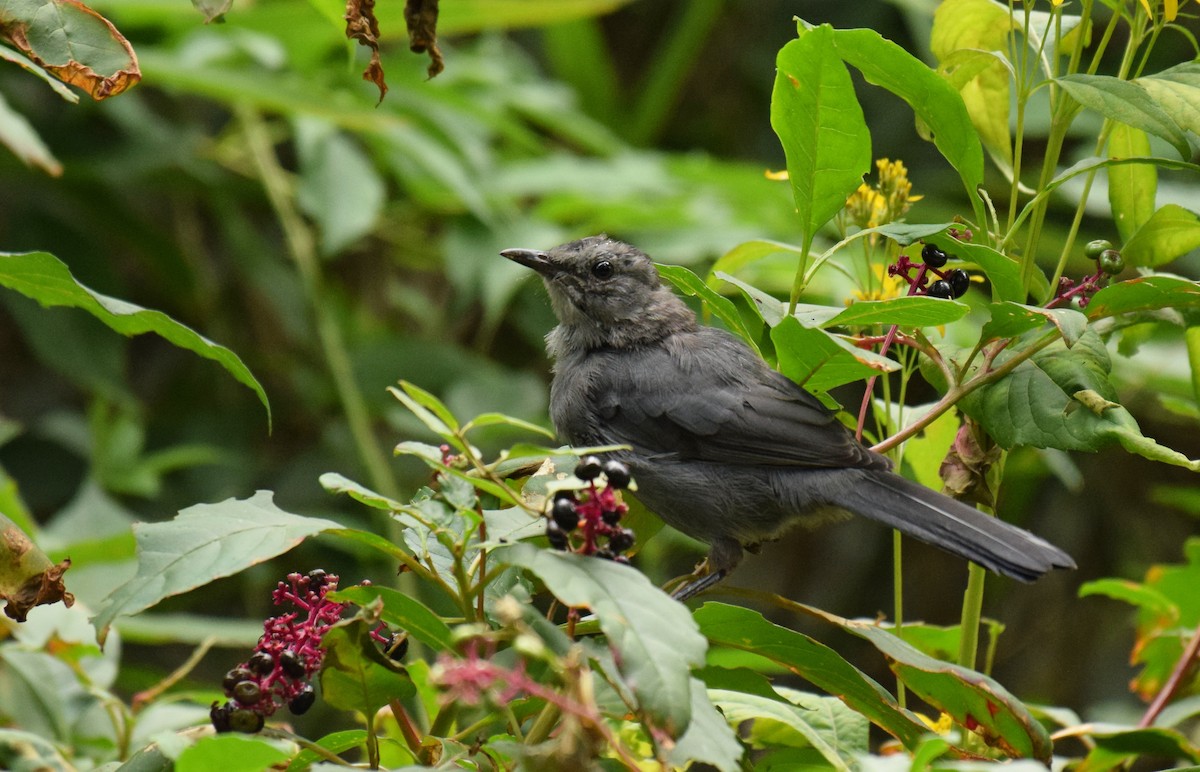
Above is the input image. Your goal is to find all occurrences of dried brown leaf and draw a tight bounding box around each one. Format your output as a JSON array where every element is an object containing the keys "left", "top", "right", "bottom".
[
  {"left": 404, "top": 0, "right": 443, "bottom": 79},
  {"left": 345, "top": 0, "right": 388, "bottom": 103}
]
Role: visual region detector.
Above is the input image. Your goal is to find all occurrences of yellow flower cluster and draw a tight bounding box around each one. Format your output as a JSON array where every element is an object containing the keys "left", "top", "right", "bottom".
[{"left": 844, "top": 158, "right": 922, "bottom": 230}]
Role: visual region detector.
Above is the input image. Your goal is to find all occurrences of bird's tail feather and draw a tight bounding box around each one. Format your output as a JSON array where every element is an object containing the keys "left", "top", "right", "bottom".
[{"left": 840, "top": 471, "right": 1075, "bottom": 582}]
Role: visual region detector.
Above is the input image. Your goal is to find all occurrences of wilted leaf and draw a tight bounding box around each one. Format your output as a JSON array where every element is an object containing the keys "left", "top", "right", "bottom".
[
  {"left": 0, "top": 251, "right": 271, "bottom": 427},
  {"left": 320, "top": 598, "right": 415, "bottom": 716},
  {"left": 0, "top": 513, "right": 73, "bottom": 622},
  {"left": 502, "top": 544, "right": 706, "bottom": 735},
  {"left": 403, "top": 0, "right": 442, "bottom": 79},
  {"left": 346, "top": 0, "right": 387, "bottom": 101},
  {"left": 91, "top": 491, "right": 340, "bottom": 632},
  {"left": 0, "top": 0, "right": 139, "bottom": 99}
]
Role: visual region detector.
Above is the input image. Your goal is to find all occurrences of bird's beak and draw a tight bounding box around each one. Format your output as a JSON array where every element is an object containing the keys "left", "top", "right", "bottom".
[{"left": 500, "top": 248, "right": 558, "bottom": 277}]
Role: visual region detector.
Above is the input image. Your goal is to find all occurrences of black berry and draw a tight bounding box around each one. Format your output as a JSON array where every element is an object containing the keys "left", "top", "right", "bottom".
[
  {"left": 248, "top": 651, "right": 274, "bottom": 675},
  {"left": 575, "top": 456, "right": 602, "bottom": 481},
  {"left": 927, "top": 280, "right": 953, "bottom": 299},
  {"left": 233, "top": 680, "right": 262, "bottom": 705},
  {"left": 385, "top": 633, "right": 409, "bottom": 661},
  {"left": 279, "top": 649, "right": 306, "bottom": 679},
  {"left": 921, "top": 244, "right": 948, "bottom": 268},
  {"left": 602, "top": 460, "right": 631, "bottom": 489},
  {"left": 609, "top": 528, "right": 635, "bottom": 552},
  {"left": 306, "top": 569, "right": 328, "bottom": 588},
  {"left": 553, "top": 490, "right": 575, "bottom": 503},
  {"left": 546, "top": 520, "right": 570, "bottom": 550},
  {"left": 229, "top": 708, "right": 265, "bottom": 734},
  {"left": 223, "top": 667, "right": 253, "bottom": 695},
  {"left": 211, "top": 702, "right": 233, "bottom": 733},
  {"left": 601, "top": 508, "right": 622, "bottom": 526},
  {"left": 551, "top": 497, "right": 578, "bottom": 531},
  {"left": 594, "top": 548, "right": 616, "bottom": 561},
  {"left": 1099, "top": 249, "right": 1125, "bottom": 276},
  {"left": 289, "top": 685, "right": 316, "bottom": 715},
  {"left": 946, "top": 269, "right": 970, "bottom": 298}
]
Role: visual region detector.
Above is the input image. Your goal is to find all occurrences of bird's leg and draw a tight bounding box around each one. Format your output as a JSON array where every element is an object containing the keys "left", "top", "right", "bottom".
[{"left": 667, "top": 538, "right": 743, "bottom": 603}]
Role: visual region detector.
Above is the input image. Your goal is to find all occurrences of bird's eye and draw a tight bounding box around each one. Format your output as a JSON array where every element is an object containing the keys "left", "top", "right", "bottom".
[{"left": 592, "top": 260, "right": 614, "bottom": 279}]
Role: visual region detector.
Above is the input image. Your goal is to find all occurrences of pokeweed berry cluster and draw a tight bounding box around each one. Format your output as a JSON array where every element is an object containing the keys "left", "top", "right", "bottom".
[
  {"left": 211, "top": 571, "right": 402, "bottom": 734},
  {"left": 889, "top": 243, "right": 972, "bottom": 300},
  {"left": 545, "top": 456, "right": 635, "bottom": 562},
  {"left": 1048, "top": 239, "right": 1125, "bottom": 309}
]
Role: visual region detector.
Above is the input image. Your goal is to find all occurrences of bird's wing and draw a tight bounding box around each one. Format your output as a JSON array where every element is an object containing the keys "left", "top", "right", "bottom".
[{"left": 592, "top": 328, "right": 885, "bottom": 470}]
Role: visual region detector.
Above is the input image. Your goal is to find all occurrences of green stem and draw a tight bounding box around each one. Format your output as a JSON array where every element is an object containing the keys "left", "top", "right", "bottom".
[
  {"left": 957, "top": 562, "right": 987, "bottom": 669},
  {"left": 238, "top": 107, "right": 400, "bottom": 502},
  {"left": 524, "top": 702, "right": 561, "bottom": 745},
  {"left": 893, "top": 529, "right": 906, "bottom": 709}
]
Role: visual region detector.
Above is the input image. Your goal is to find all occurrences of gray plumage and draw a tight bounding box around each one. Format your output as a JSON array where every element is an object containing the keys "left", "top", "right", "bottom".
[{"left": 502, "top": 236, "right": 1074, "bottom": 594}]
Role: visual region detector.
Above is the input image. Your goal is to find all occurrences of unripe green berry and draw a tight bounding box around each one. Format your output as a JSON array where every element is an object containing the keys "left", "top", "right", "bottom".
[
  {"left": 1084, "top": 239, "right": 1114, "bottom": 260},
  {"left": 1098, "top": 249, "right": 1125, "bottom": 275}
]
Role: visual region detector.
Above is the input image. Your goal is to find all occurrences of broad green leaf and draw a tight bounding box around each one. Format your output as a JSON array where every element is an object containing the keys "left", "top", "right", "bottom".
[
  {"left": 706, "top": 240, "right": 805, "bottom": 292},
  {"left": 502, "top": 544, "right": 706, "bottom": 735},
  {"left": 716, "top": 271, "right": 792, "bottom": 327},
  {"left": 1122, "top": 204, "right": 1200, "bottom": 268},
  {"left": 824, "top": 296, "right": 970, "bottom": 329},
  {"left": 0, "top": 91, "right": 60, "bottom": 175},
  {"left": 772, "top": 316, "right": 900, "bottom": 393},
  {"left": 1188, "top": 326, "right": 1200, "bottom": 406},
  {"left": 332, "top": 584, "right": 455, "bottom": 651},
  {"left": 1057, "top": 74, "right": 1191, "bottom": 159},
  {"left": 388, "top": 385, "right": 457, "bottom": 447},
  {"left": 398, "top": 380, "right": 460, "bottom": 432},
  {"left": 320, "top": 599, "right": 415, "bottom": 717},
  {"left": 1107, "top": 123, "right": 1157, "bottom": 243},
  {"left": 709, "top": 689, "right": 857, "bottom": 771},
  {"left": 828, "top": 27, "right": 985, "bottom": 205},
  {"left": 1137, "top": 61, "right": 1200, "bottom": 136},
  {"left": 295, "top": 118, "right": 386, "bottom": 256},
  {"left": 960, "top": 331, "right": 1200, "bottom": 470},
  {"left": 1078, "top": 578, "right": 1177, "bottom": 618},
  {"left": 461, "top": 412, "right": 555, "bottom": 439},
  {"left": 667, "top": 679, "right": 744, "bottom": 772},
  {"left": 0, "top": 42, "right": 80, "bottom": 102},
  {"left": 91, "top": 491, "right": 340, "bottom": 631},
  {"left": 847, "top": 623, "right": 1052, "bottom": 761},
  {"left": 176, "top": 735, "right": 288, "bottom": 772},
  {"left": 1069, "top": 725, "right": 1200, "bottom": 770},
  {"left": 1086, "top": 274, "right": 1200, "bottom": 320},
  {"left": 285, "top": 730, "right": 369, "bottom": 772},
  {"left": 980, "top": 302, "right": 1088, "bottom": 346},
  {"left": 771, "top": 26, "right": 872, "bottom": 252},
  {"left": 693, "top": 602, "right": 928, "bottom": 749},
  {"left": 657, "top": 263, "right": 761, "bottom": 354},
  {"left": 320, "top": 472, "right": 404, "bottom": 511},
  {"left": 932, "top": 0, "right": 1015, "bottom": 168},
  {"left": 0, "top": 0, "right": 140, "bottom": 99},
  {"left": 0, "top": 251, "right": 271, "bottom": 426}
]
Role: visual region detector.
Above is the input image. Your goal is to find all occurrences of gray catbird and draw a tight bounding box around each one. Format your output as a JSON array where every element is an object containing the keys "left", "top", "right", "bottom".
[{"left": 502, "top": 235, "right": 1075, "bottom": 599}]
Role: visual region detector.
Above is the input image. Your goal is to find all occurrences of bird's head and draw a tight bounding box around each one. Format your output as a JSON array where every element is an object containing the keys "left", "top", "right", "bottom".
[{"left": 502, "top": 235, "right": 695, "bottom": 353}]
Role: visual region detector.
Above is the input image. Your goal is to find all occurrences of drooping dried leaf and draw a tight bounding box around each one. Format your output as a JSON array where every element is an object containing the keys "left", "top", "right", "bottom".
[
  {"left": 345, "top": 0, "right": 388, "bottom": 102},
  {"left": 1, "top": 513, "right": 74, "bottom": 622},
  {"left": 0, "top": 0, "right": 140, "bottom": 100},
  {"left": 404, "top": 0, "right": 443, "bottom": 79}
]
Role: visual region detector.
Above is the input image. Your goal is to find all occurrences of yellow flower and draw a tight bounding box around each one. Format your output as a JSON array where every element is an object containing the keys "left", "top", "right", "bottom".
[
  {"left": 843, "top": 158, "right": 924, "bottom": 231},
  {"left": 849, "top": 262, "right": 905, "bottom": 303},
  {"left": 845, "top": 183, "right": 889, "bottom": 229}
]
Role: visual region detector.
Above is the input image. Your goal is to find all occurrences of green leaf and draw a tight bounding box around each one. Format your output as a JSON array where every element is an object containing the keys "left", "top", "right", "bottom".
[
  {"left": 0, "top": 251, "right": 271, "bottom": 426},
  {"left": 867, "top": 223, "right": 1032, "bottom": 302},
  {"left": 319, "top": 598, "right": 415, "bottom": 717},
  {"left": 657, "top": 263, "right": 762, "bottom": 354},
  {"left": 1136, "top": 61, "right": 1200, "bottom": 136},
  {"left": 715, "top": 271, "right": 792, "bottom": 327},
  {"left": 1086, "top": 274, "right": 1200, "bottom": 320},
  {"left": 1075, "top": 725, "right": 1200, "bottom": 770},
  {"left": 0, "top": 0, "right": 140, "bottom": 99},
  {"left": 0, "top": 91, "right": 61, "bottom": 175},
  {"left": 846, "top": 624, "right": 1052, "bottom": 761},
  {"left": 709, "top": 689, "right": 858, "bottom": 771},
  {"left": 462, "top": 412, "right": 555, "bottom": 439},
  {"left": 771, "top": 26, "right": 872, "bottom": 252},
  {"left": 175, "top": 735, "right": 289, "bottom": 772},
  {"left": 1079, "top": 578, "right": 1177, "bottom": 618},
  {"left": 1122, "top": 204, "right": 1200, "bottom": 268},
  {"left": 667, "top": 679, "right": 744, "bottom": 772},
  {"left": 981, "top": 302, "right": 1088, "bottom": 346},
  {"left": 320, "top": 472, "right": 404, "bottom": 511},
  {"left": 295, "top": 118, "right": 386, "bottom": 256},
  {"left": 824, "top": 296, "right": 970, "bottom": 329},
  {"left": 1107, "top": 123, "right": 1157, "bottom": 243},
  {"left": 332, "top": 584, "right": 455, "bottom": 651},
  {"left": 1057, "top": 74, "right": 1191, "bottom": 159},
  {"left": 931, "top": 0, "right": 1015, "bottom": 169},
  {"left": 829, "top": 27, "right": 985, "bottom": 205},
  {"left": 0, "top": 43, "right": 80, "bottom": 102},
  {"left": 501, "top": 544, "right": 706, "bottom": 735},
  {"left": 285, "top": 730, "right": 369, "bottom": 772},
  {"left": 961, "top": 331, "right": 1200, "bottom": 470},
  {"left": 693, "top": 602, "right": 928, "bottom": 749},
  {"left": 706, "top": 240, "right": 805, "bottom": 292},
  {"left": 772, "top": 316, "right": 900, "bottom": 393},
  {"left": 91, "top": 491, "right": 340, "bottom": 631},
  {"left": 1188, "top": 326, "right": 1200, "bottom": 406}
]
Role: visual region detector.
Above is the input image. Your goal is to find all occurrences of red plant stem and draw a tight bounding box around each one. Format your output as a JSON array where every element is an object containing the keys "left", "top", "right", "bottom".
[
  {"left": 1138, "top": 619, "right": 1200, "bottom": 728},
  {"left": 855, "top": 264, "right": 927, "bottom": 441}
]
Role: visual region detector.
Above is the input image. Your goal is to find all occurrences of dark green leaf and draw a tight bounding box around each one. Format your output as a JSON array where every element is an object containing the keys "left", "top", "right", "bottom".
[
  {"left": 667, "top": 679, "right": 744, "bottom": 772},
  {"left": 825, "top": 296, "right": 969, "bottom": 329},
  {"left": 772, "top": 26, "right": 871, "bottom": 250},
  {"left": 332, "top": 584, "right": 455, "bottom": 651},
  {"left": 773, "top": 316, "right": 899, "bottom": 393},
  {"left": 176, "top": 735, "right": 289, "bottom": 772},
  {"left": 0, "top": 251, "right": 270, "bottom": 426},
  {"left": 1075, "top": 725, "right": 1200, "bottom": 770},
  {"left": 1087, "top": 274, "right": 1200, "bottom": 320},
  {"left": 502, "top": 544, "right": 706, "bottom": 734},
  {"left": 709, "top": 689, "right": 860, "bottom": 770},
  {"left": 320, "top": 599, "right": 415, "bottom": 716},
  {"left": 285, "top": 730, "right": 368, "bottom": 772},
  {"left": 693, "top": 602, "right": 927, "bottom": 749},
  {"left": 91, "top": 491, "right": 339, "bottom": 631},
  {"left": 1057, "top": 74, "right": 1191, "bottom": 159},
  {"left": 320, "top": 472, "right": 404, "bottom": 511},
  {"left": 295, "top": 119, "right": 386, "bottom": 256},
  {"left": 658, "top": 263, "right": 761, "bottom": 353},
  {"left": 1078, "top": 578, "right": 1177, "bottom": 618},
  {"left": 981, "top": 302, "right": 1088, "bottom": 346}
]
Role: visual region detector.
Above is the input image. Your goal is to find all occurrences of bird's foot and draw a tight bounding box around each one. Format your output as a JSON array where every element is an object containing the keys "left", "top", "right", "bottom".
[{"left": 669, "top": 566, "right": 728, "bottom": 603}]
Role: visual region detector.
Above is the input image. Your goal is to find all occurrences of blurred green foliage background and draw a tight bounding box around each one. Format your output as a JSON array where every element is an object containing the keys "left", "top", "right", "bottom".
[{"left": 1, "top": 0, "right": 1198, "bottom": 733}]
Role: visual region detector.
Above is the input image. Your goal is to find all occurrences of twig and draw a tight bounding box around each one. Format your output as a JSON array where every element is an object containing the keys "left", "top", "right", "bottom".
[{"left": 1138, "top": 620, "right": 1200, "bottom": 728}]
